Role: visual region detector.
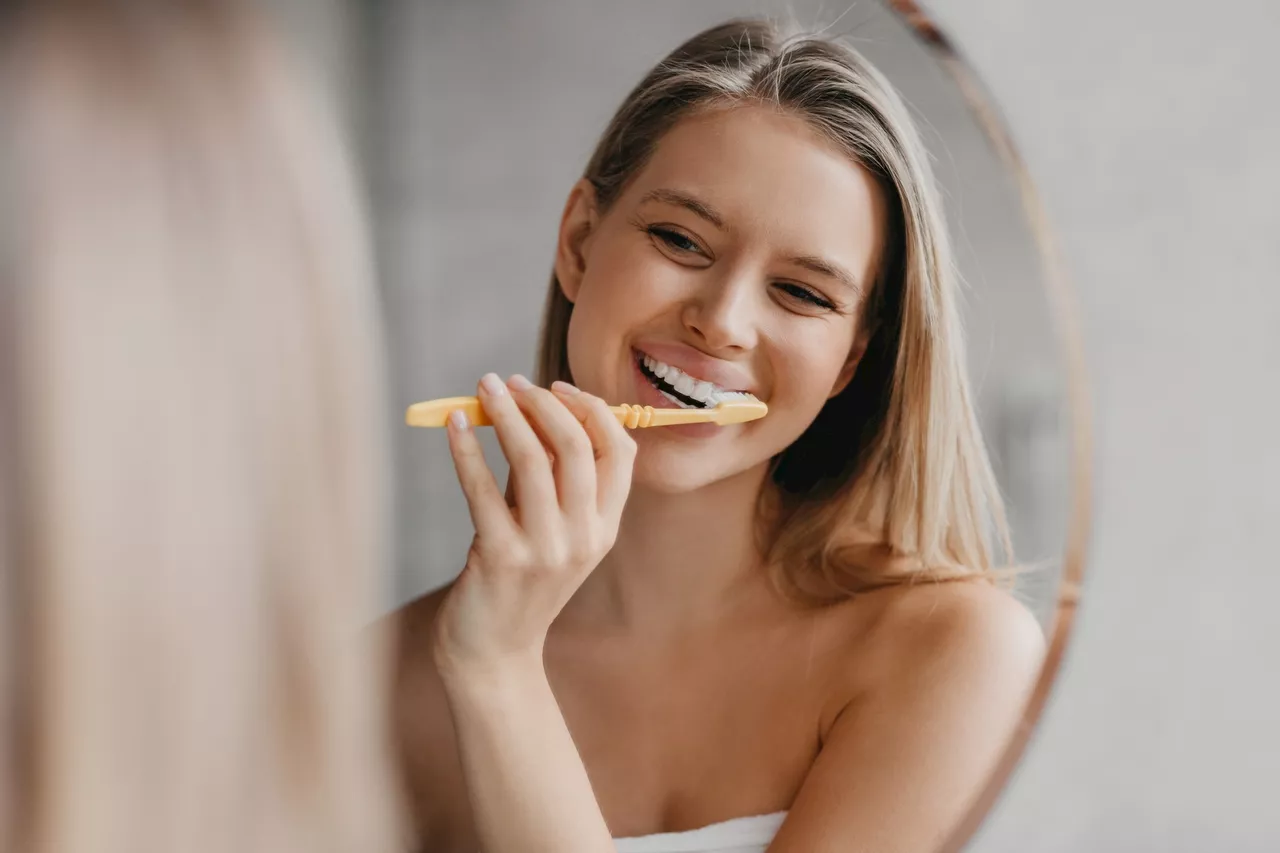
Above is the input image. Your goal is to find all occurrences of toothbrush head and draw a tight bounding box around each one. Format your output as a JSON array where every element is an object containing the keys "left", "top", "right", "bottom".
[{"left": 710, "top": 396, "right": 768, "bottom": 425}]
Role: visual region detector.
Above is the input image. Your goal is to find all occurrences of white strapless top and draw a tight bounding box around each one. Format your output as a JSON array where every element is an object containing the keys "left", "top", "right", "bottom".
[{"left": 613, "top": 811, "right": 787, "bottom": 853}]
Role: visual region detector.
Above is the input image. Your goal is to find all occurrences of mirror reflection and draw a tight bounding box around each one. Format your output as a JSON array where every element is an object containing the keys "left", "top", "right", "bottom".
[{"left": 370, "top": 4, "right": 1072, "bottom": 851}]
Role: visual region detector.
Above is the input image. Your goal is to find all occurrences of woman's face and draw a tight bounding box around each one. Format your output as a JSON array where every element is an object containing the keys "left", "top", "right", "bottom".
[{"left": 556, "top": 105, "right": 887, "bottom": 494}]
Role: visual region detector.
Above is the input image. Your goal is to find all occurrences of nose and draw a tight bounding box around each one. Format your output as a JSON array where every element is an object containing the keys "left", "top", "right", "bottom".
[{"left": 681, "top": 267, "right": 760, "bottom": 352}]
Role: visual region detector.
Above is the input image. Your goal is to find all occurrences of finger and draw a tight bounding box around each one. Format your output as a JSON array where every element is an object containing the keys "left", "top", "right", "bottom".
[
  {"left": 510, "top": 377, "right": 597, "bottom": 520},
  {"left": 476, "top": 372, "right": 558, "bottom": 533},
  {"left": 551, "top": 382, "right": 637, "bottom": 520},
  {"left": 446, "top": 407, "right": 520, "bottom": 541}
]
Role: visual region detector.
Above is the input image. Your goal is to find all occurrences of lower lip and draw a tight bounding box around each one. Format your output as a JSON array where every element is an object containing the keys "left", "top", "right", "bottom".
[{"left": 629, "top": 353, "right": 726, "bottom": 439}]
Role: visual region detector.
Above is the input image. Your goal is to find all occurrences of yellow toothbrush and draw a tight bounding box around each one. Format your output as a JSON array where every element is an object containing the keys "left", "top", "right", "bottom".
[{"left": 405, "top": 395, "right": 767, "bottom": 429}]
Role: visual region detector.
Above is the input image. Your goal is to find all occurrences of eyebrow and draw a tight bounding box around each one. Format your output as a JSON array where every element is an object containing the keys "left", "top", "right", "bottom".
[
  {"left": 641, "top": 187, "right": 863, "bottom": 293},
  {"left": 639, "top": 188, "right": 725, "bottom": 229},
  {"left": 789, "top": 254, "right": 863, "bottom": 294}
]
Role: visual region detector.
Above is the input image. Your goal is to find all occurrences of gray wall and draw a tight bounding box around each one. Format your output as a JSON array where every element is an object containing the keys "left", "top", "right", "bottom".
[
  {"left": 361, "top": 0, "right": 1280, "bottom": 849},
  {"left": 937, "top": 0, "right": 1280, "bottom": 850}
]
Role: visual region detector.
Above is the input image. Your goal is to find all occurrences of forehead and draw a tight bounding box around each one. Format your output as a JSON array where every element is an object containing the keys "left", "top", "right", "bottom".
[{"left": 621, "top": 105, "right": 887, "bottom": 279}]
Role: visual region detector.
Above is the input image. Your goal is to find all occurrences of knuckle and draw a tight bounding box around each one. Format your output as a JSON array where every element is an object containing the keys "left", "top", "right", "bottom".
[
  {"left": 533, "top": 531, "right": 569, "bottom": 564},
  {"left": 484, "top": 393, "right": 515, "bottom": 418},
  {"left": 524, "top": 386, "right": 555, "bottom": 406},
  {"left": 565, "top": 428, "right": 593, "bottom": 458},
  {"left": 503, "top": 544, "right": 529, "bottom": 570},
  {"left": 508, "top": 442, "right": 544, "bottom": 468},
  {"left": 611, "top": 438, "right": 638, "bottom": 464},
  {"left": 589, "top": 528, "right": 617, "bottom": 558},
  {"left": 486, "top": 544, "right": 526, "bottom": 575},
  {"left": 568, "top": 536, "right": 595, "bottom": 565},
  {"left": 543, "top": 542, "right": 572, "bottom": 572},
  {"left": 533, "top": 388, "right": 569, "bottom": 419}
]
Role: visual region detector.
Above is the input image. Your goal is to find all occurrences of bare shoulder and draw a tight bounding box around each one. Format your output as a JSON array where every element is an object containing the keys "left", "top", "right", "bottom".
[
  {"left": 770, "top": 581, "right": 1045, "bottom": 850},
  {"left": 383, "top": 583, "right": 473, "bottom": 850},
  {"left": 813, "top": 577, "right": 1046, "bottom": 732},
  {"left": 868, "top": 579, "right": 1046, "bottom": 686}
]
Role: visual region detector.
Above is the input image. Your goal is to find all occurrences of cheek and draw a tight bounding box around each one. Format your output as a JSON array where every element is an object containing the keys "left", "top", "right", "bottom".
[
  {"left": 779, "top": 331, "right": 851, "bottom": 392},
  {"left": 564, "top": 243, "right": 672, "bottom": 385},
  {"left": 585, "top": 235, "right": 689, "bottom": 314}
]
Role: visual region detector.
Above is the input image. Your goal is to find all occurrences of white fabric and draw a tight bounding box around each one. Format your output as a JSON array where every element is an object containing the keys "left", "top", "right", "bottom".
[{"left": 613, "top": 811, "right": 787, "bottom": 853}]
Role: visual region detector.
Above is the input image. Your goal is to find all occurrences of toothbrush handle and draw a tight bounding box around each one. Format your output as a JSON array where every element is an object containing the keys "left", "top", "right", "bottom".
[
  {"left": 405, "top": 397, "right": 485, "bottom": 427},
  {"left": 405, "top": 397, "right": 715, "bottom": 429},
  {"left": 611, "top": 404, "right": 714, "bottom": 428}
]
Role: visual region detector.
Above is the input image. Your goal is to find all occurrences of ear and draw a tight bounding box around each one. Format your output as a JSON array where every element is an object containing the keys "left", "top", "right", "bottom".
[
  {"left": 554, "top": 178, "right": 600, "bottom": 304},
  {"left": 829, "top": 323, "right": 874, "bottom": 399}
]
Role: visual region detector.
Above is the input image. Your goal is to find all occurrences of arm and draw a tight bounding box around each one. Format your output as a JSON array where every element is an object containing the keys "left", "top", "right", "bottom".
[
  {"left": 767, "top": 584, "right": 1045, "bottom": 853},
  {"left": 431, "top": 373, "right": 634, "bottom": 852},
  {"left": 392, "top": 587, "right": 613, "bottom": 853},
  {"left": 439, "top": 654, "right": 614, "bottom": 853}
]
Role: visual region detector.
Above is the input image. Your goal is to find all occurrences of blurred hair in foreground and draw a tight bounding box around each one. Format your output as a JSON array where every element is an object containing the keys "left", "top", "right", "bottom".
[{"left": 0, "top": 1, "right": 403, "bottom": 851}]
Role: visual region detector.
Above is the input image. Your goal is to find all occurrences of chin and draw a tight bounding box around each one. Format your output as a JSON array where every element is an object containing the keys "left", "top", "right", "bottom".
[
  {"left": 630, "top": 454, "right": 720, "bottom": 494},
  {"left": 629, "top": 446, "right": 772, "bottom": 496}
]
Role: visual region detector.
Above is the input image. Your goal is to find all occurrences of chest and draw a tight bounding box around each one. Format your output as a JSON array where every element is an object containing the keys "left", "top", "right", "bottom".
[{"left": 544, "top": 626, "right": 838, "bottom": 837}]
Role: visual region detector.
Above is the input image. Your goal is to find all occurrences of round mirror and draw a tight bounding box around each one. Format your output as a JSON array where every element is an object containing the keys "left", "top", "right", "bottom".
[{"left": 367, "top": 1, "right": 1088, "bottom": 849}]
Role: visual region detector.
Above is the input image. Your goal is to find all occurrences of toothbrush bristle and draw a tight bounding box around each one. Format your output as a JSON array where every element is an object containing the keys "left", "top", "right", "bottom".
[{"left": 711, "top": 395, "right": 768, "bottom": 424}]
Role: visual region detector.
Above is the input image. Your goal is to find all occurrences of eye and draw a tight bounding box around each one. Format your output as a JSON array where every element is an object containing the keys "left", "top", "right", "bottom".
[
  {"left": 774, "top": 282, "right": 837, "bottom": 312},
  {"left": 647, "top": 226, "right": 705, "bottom": 256}
]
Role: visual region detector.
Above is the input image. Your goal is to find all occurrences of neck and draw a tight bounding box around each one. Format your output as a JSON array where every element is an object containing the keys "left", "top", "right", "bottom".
[{"left": 561, "top": 461, "right": 779, "bottom": 635}]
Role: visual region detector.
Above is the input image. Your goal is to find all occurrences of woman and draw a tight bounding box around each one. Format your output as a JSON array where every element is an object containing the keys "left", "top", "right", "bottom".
[
  {"left": 394, "top": 18, "right": 1044, "bottom": 853},
  {"left": 0, "top": 2, "right": 403, "bottom": 851}
]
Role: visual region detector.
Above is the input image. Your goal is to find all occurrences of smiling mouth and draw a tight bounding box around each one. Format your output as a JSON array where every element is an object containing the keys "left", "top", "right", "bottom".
[{"left": 633, "top": 350, "right": 755, "bottom": 410}]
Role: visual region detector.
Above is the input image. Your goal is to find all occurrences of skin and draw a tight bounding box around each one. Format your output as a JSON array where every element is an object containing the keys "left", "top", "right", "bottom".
[{"left": 392, "top": 106, "right": 1045, "bottom": 852}]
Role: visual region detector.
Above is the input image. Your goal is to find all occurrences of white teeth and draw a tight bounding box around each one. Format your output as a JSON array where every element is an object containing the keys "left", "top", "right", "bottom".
[{"left": 638, "top": 351, "right": 754, "bottom": 407}]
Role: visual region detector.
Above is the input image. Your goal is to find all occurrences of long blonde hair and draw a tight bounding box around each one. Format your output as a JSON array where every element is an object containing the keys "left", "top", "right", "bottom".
[
  {"left": 0, "top": 3, "right": 402, "bottom": 851},
  {"left": 536, "top": 19, "right": 1011, "bottom": 603}
]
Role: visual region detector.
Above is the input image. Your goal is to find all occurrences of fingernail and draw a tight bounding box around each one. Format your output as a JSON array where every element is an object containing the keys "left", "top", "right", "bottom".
[
  {"left": 507, "top": 374, "right": 533, "bottom": 391},
  {"left": 551, "top": 380, "right": 580, "bottom": 395},
  {"left": 480, "top": 373, "right": 506, "bottom": 396},
  {"left": 448, "top": 409, "right": 468, "bottom": 430}
]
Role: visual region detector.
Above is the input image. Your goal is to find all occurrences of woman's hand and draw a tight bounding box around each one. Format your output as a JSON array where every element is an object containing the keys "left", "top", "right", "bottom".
[
  {"left": 426, "top": 375, "right": 628, "bottom": 853},
  {"left": 433, "top": 372, "right": 637, "bottom": 680}
]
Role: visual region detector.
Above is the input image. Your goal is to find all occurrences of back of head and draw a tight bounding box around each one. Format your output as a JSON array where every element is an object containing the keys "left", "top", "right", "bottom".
[
  {"left": 0, "top": 2, "right": 402, "bottom": 851},
  {"left": 537, "top": 19, "right": 1010, "bottom": 601}
]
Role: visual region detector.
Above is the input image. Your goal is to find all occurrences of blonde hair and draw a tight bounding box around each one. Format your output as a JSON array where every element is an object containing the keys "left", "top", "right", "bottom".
[
  {"left": 0, "top": 3, "right": 402, "bottom": 851},
  {"left": 536, "top": 19, "right": 1011, "bottom": 603}
]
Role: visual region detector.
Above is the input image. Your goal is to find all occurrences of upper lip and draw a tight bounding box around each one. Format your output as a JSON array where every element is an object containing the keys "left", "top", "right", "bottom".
[{"left": 633, "top": 341, "right": 758, "bottom": 395}]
